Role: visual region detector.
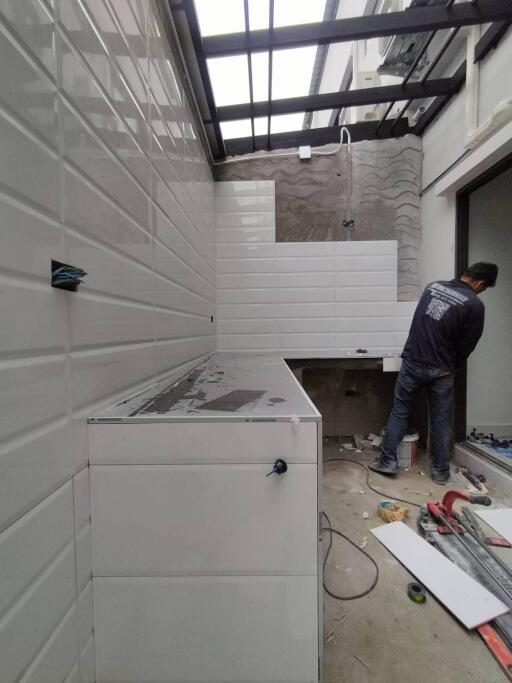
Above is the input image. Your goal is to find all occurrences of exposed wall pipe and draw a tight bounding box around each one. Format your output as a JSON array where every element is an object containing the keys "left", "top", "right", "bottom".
[
  {"left": 464, "top": 24, "right": 481, "bottom": 140},
  {"left": 212, "top": 119, "right": 352, "bottom": 165}
]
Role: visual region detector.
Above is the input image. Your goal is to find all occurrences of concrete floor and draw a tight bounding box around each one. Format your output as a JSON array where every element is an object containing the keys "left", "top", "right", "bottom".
[{"left": 322, "top": 441, "right": 510, "bottom": 683}]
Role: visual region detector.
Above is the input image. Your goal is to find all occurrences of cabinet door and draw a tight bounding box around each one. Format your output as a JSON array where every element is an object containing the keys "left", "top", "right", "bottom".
[
  {"left": 94, "top": 576, "right": 318, "bottom": 683},
  {"left": 91, "top": 464, "right": 318, "bottom": 575}
]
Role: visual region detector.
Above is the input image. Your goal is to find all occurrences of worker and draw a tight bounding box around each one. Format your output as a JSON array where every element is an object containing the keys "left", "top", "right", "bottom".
[{"left": 369, "top": 262, "right": 498, "bottom": 484}]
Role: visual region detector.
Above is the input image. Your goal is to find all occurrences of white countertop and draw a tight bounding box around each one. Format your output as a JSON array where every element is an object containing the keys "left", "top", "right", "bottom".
[{"left": 88, "top": 353, "right": 321, "bottom": 423}]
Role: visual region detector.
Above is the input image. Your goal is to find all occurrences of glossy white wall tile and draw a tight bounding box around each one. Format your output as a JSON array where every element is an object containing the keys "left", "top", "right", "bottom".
[
  {"left": 0, "top": 0, "right": 215, "bottom": 680},
  {"left": 216, "top": 180, "right": 416, "bottom": 356},
  {"left": 17, "top": 604, "right": 79, "bottom": 683}
]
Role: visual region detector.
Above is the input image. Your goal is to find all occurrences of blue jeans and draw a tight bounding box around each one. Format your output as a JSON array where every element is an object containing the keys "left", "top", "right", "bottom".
[{"left": 381, "top": 359, "right": 454, "bottom": 476}]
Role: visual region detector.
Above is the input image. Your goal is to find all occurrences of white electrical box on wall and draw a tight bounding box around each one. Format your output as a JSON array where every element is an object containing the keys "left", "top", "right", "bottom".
[
  {"left": 299, "top": 145, "right": 312, "bottom": 159},
  {"left": 88, "top": 353, "right": 323, "bottom": 683}
]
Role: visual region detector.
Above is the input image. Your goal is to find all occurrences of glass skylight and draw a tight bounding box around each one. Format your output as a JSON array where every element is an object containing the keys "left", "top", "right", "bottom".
[
  {"left": 220, "top": 113, "right": 307, "bottom": 141},
  {"left": 194, "top": 0, "right": 245, "bottom": 36},
  {"left": 251, "top": 51, "right": 269, "bottom": 102},
  {"left": 248, "top": 0, "right": 269, "bottom": 31},
  {"left": 207, "top": 55, "right": 250, "bottom": 106},
  {"left": 272, "top": 46, "right": 317, "bottom": 99},
  {"left": 254, "top": 117, "right": 268, "bottom": 136},
  {"left": 271, "top": 112, "right": 306, "bottom": 134},
  {"left": 220, "top": 119, "right": 253, "bottom": 140},
  {"left": 196, "top": 0, "right": 327, "bottom": 35},
  {"left": 273, "top": 0, "right": 326, "bottom": 28}
]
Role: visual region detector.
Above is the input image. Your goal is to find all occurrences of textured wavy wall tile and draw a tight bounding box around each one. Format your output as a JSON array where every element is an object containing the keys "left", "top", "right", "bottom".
[{"left": 215, "top": 135, "right": 422, "bottom": 301}]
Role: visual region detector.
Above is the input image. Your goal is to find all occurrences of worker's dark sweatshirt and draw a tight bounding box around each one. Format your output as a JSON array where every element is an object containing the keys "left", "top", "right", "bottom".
[{"left": 402, "top": 280, "right": 485, "bottom": 372}]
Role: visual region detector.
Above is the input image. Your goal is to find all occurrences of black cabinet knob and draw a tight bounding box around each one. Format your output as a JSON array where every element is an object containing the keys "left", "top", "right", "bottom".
[{"left": 266, "top": 459, "right": 288, "bottom": 477}]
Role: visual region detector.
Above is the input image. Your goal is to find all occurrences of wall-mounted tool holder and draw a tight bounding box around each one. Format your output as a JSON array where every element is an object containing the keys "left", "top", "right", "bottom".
[{"left": 51, "top": 260, "right": 87, "bottom": 292}]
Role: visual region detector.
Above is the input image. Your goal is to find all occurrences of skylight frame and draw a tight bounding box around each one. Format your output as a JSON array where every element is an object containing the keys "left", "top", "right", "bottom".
[{"left": 178, "top": 1, "right": 512, "bottom": 158}]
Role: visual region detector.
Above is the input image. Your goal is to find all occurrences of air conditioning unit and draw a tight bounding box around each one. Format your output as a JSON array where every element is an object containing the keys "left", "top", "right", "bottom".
[
  {"left": 378, "top": 0, "right": 447, "bottom": 79},
  {"left": 355, "top": 72, "right": 384, "bottom": 122}
]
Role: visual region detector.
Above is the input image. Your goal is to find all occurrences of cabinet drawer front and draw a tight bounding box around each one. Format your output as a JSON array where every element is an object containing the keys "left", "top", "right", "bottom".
[
  {"left": 89, "top": 421, "right": 318, "bottom": 464},
  {"left": 91, "top": 464, "right": 318, "bottom": 576},
  {"left": 94, "top": 576, "right": 319, "bottom": 683}
]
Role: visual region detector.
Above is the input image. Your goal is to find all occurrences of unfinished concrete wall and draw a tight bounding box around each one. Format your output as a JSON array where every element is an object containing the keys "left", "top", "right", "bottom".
[{"left": 215, "top": 135, "right": 422, "bottom": 301}]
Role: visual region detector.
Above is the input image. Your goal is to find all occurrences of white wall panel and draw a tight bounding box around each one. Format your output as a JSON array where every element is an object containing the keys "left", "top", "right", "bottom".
[
  {"left": 18, "top": 604, "right": 79, "bottom": 683},
  {"left": 0, "top": 0, "right": 215, "bottom": 680},
  {"left": 79, "top": 635, "right": 96, "bottom": 683},
  {"left": 216, "top": 180, "right": 415, "bottom": 356},
  {"left": 0, "top": 543, "right": 76, "bottom": 683},
  {"left": 77, "top": 582, "right": 94, "bottom": 651},
  {"left": 76, "top": 524, "right": 92, "bottom": 595},
  {"left": 65, "top": 664, "right": 82, "bottom": 683},
  {"left": 0, "top": 421, "right": 73, "bottom": 532},
  {"left": 0, "top": 482, "right": 74, "bottom": 614},
  {"left": 0, "top": 113, "right": 60, "bottom": 219},
  {"left": 0, "top": 24, "right": 57, "bottom": 146}
]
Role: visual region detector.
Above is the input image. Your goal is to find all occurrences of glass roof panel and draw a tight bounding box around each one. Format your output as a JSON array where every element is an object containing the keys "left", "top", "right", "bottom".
[
  {"left": 248, "top": 0, "right": 269, "bottom": 30},
  {"left": 207, "top": 55, "right": 250, "bottom": 106},
  {"left": 274, "top": 0, "right": 326, "bottom": 28},
  {"left": 272, "top": 46, "right": 317, "bottom": 100},
  {"left": 251, "top": 51, "right": 269, "bottom": 102},
  {"left": 254, "top": 117, "right": 268, "bottom": 136},
  {"left": 194, "top": 0, "right": 245, "bottom": 36},
  {"left": 271, "top": 112, "right": 305, "bottom": 134},
  {"left": 220, "top": 119, "right": 253, "bottom": 139}
]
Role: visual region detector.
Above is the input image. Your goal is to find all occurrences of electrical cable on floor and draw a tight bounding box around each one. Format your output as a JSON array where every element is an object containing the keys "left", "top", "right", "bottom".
[
  {"left": 324, "top": 456, "right": 422, "bottom": 508},
  {"left": 321, "top": 450, "right": 425, "bottom": 601},
  {"left": 322, "top": 511, "right": 379, "bottom": 600}
]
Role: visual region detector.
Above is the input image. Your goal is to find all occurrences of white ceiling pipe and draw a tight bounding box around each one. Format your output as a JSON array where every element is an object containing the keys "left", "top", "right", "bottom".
[{"left": 464, "top": 23, "right": 481, "bottom": 142}]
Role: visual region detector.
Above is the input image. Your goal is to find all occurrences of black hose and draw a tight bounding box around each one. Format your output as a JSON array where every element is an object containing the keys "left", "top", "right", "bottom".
[
  {"left": 322, "top": 511, "right": 379, "bottom": 600},
  {"left": 325, "top": 456, "right": 422, "bottom": 508}
]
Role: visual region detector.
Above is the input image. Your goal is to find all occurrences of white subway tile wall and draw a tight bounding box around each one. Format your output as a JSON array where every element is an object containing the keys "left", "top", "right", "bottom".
[
  {"left": 216, "top": 181, "right": 415, "bottom": 357},
  {"left": 0, "top": 1, "right": 215, "bottom": 682}
]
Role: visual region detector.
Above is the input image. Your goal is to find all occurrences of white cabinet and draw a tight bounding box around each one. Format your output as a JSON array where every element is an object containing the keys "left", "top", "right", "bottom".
[
  {"left": 89, "top": 353, "right": 322, "bottom": 683},
  {"left": 94, "top": 576, "right": 319, "bottom": 683}
]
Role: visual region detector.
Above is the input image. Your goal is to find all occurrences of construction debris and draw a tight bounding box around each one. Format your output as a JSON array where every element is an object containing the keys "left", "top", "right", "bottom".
[
  {"left": 333, "top": 612, "right": 351, "bottom": 627},
  {"left": 354, "top": 654, "right": 371, "bottom": 671}
]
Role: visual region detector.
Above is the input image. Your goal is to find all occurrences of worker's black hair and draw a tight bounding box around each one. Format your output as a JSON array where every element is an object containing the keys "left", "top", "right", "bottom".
[{"left": 463, "top": 262, "right": 498, "bottom": 287}]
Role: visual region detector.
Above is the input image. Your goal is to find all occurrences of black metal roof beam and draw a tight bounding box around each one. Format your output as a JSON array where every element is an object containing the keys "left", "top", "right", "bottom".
[
  {"left": 414, "top": 21, "right": 510, "bottom": 135},
  {"left": 216, "top": 77, "right": 455, "bottom": 121},
  {"left": 243, "top": 0, "right": 255, "bottom": 152},
  {"left": 303, "top": 0, "right": 340, "bottom": 130},
  {"left": 420, "top": 26, "right": 460, "bottom": 84},
  {"left": 181, "top": 0, "right": 225, "bottom": 157},
  {"left": 375, "top": 101, "right": 396, "bottom": 136},
  {"left": 402, "top": 31, "right": 436, "bottom": 85},
  {"left": 266, "top": 0, "right": 274, "bottom": 150},
  {"left": 390, "top": 99, "right": 412, "bottom": 132},
  {"left": 202, "top": 0, "right": 512, "bottom": 57},
  {"left": 224, "top": 119, "right": 412, "bottom": 157}
]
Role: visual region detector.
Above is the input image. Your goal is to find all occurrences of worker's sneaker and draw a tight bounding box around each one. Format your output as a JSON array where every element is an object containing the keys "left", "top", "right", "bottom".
[
  {"left": 368, "top": 458, "right": 397, "bottom": 475},
  {"left": 431, "top": 470, "right": 450, "bottom": 485}
]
